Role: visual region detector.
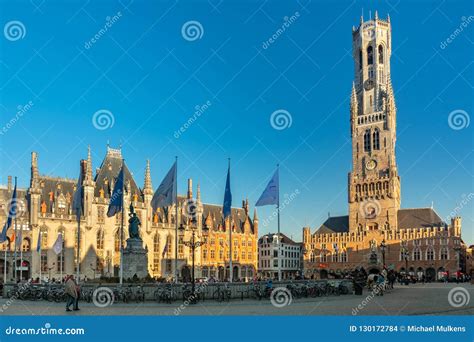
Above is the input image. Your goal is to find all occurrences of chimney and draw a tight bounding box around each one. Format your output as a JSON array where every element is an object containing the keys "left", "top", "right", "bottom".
[{"left": 7, "top": 176, "right": 12, "bottom": 191}]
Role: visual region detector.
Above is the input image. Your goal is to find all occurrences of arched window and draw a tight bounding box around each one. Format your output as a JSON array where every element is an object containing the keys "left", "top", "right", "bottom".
[
  {"left": 359, "top": 49, "right": 363, "bottom": 70},
  {"left": 426, "top": 248, "right": 434, "bottom": 260},
  {"left": 114, "top": 230, "right": 121, "bottom": 252},
  {"left": 364, "top": 129, "right": 371, "bottom": 152},
  {"left": 378, "top": 45, "right": 384, "bottom": 64},
  {"left": 332, "top": 253, "right": 338, "bottom": 262},
  {"left": 373, "top": 129, "right": 380, "bottom": 150},
  {"left": 96, "top": 230, "right": 104, "bottom": 251},
  {"left": 340, "top": 251, "right": 347, "bottom": 262},
  {"left": 413, "top": 248, "right": 421, "bottom": 261},
  {"left": 153, "top": 234, "right": 160, "bottom": 253},
  {"left": 440, "top": 247, "right": 448, "bottom": 260},
  {"left": 56, "top": 227, "right": 65, "bottom": 272},
  {"left": 320, "top": 252, "right": 327, "bottom": 262},
  {"left": 367, "top": 46, "right": 373, "bottom": 65},
  {"left": 22, "top": 238, "right": 31, "bottom": 252}
]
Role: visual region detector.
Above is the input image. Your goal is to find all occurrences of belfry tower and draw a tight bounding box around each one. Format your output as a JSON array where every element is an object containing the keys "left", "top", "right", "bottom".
[{"left": 348, "top": 12, "right": 401, "bottom": 232}]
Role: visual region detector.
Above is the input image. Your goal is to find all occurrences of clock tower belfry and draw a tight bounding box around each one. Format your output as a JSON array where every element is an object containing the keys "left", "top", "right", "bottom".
[{"left": 348, "top": 12, "right": 401, "bottom": 233}]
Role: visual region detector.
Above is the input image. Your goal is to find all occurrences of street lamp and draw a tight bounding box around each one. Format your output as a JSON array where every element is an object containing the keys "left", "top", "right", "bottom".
[
  {"left": 380, "top": 239, "right": 386, "bottom": 267},
  {"left": 48, "top": 262, "right": 56, "bottom": 282},
  {"left": 178, "top": 219, "right": 209, "bottom": 301},
  {"left": 401, "top": 242, "right": 409, "bottom": 276}
]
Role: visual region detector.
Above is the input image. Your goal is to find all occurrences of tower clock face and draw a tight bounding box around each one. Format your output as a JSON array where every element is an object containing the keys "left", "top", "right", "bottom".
[
  {"left": 364, "top": 79, "right": 375, "bottom": 91},
  {"left": 366, "top": 159, "right": 377, "bottom": 170}
]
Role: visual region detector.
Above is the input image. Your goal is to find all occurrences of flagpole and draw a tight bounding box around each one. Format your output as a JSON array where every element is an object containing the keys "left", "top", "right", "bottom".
[
  {"left": 174, "top": 156, "right": 178, "bottom": 284},
  {"left": 120, "top": 159, "right": 125, "bottom": 286},
  {"left": 60, "top": 243, "right": 63, "bottom": 283},
  {"left": 3, "top": 247, "right": 7, "bottom": 285},
  {"left": 76, "top": 212, "right": 80, "bottom": 283},
  {"left": 13, "top": 177, "right": 17, "bottom": 282},
  {"left": 38, "top": 231, "right": 42, "bottom": 285},
  {"left": 20, "top": 222, "right": 23, "bottom": 281},
  {"left": 228, "top": 158, "right": 232, "bottom": 283},
  {"left": 277, "top": 164, "right": 281, "bottom": 282}
]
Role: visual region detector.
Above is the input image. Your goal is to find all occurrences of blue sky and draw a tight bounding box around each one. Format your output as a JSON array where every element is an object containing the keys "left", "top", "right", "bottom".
[{"left": 0, "top": 0, "right": 473, "bottom": 244}]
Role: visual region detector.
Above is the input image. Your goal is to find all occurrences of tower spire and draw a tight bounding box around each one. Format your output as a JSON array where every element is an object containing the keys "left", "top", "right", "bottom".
[
  {"left": 30, "top": 151, "right": 40, "bottom": 189},
  {"left": 196, "top": 183, "right": 201, "bottom": 203},
  {"left": 143, "top": 159, "right": 153, "bottom": 195}
]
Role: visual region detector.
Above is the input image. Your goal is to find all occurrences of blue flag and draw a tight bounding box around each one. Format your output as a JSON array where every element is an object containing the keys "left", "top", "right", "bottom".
[
  {"left": 151, "top": 161, "right": 177, "bottom": 211},
  {"left": 36, "top": 230, "right": 42, "bottom": 252},
  {"left": 223, "top": 163, "right": 232, "bottom": 218},
  {"left": 107, "top": 165, "right": 124, "bottom": 217},
  {"left": 1, "top": 178, "right": 18, "bottom": 243},
  {"left": 72, "top": 164, "right": 83, "bottom": 221},
  {"left": 255, "top": 168, "right": 279, "bottom": 206}
]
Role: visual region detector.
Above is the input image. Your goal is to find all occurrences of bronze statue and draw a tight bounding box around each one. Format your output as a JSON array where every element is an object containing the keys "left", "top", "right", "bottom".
[{"left": 128, "top": 204, "right": 141, "bottom": 239}]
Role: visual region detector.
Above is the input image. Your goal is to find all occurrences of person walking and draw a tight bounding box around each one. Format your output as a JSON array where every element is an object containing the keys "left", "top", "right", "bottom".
[{"left": 65, "top": 275, "right": 79, "bottom": 312}]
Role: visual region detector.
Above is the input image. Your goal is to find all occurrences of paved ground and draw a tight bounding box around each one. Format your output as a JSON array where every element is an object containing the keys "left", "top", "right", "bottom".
[{"left": 1, "top": 283, "right": 472, "bottom": 316}]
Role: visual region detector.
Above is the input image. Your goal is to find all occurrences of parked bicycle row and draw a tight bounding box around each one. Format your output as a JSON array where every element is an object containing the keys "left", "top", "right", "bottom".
[{"left": 6, "top": 280, "right": 354, "bottom": 304}]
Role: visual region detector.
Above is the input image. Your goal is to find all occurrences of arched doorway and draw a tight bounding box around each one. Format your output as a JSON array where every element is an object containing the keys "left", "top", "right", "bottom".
[
  {"left": 218, "top": 266, "right": 225, "bottom": 281},
  {"left": 426, "top": 268, "right": 436, "bottom": 282},
  {"left": 232, "top": 266, "right": 239, "bottom": 281},
  {"left": 416, "top": 267, "right": 424, "bottom": 279},
  {"left": 368, "top": 268, "right": 380, "bottom": 274},
  {"left": 320, "top": 269, "right": 328, "bottom": 279},
  {"left": 437, "top": 267, "right": 445, "bottom": 280},
  {"left": 182, "top": 266, "right": 191, "bottom": 283}
]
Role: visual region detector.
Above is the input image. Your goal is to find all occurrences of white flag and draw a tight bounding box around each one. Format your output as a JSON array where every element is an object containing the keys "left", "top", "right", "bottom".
[{"left": 53, "top": 233, "right": 63, "bottom": 255}]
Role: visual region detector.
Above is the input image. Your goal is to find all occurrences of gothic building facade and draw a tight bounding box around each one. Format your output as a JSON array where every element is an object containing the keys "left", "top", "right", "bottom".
[
  {"left": 302, "top": 13, "right": 465, "bottom": 280},
  {"left": 0, "top": 146, "right": 258, "bottom": 282}
]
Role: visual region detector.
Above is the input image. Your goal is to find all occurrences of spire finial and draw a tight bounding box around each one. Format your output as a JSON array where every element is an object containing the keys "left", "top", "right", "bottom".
[{"left": 196, "top": 183, "right": 201, "bottom": 203}]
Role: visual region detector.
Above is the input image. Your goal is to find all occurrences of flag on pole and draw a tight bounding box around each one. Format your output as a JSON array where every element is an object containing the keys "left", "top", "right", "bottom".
[
  {"left": 72, "top": 165, "right": 84, "bottom": 221},
  {"left": 0, "top": 224, "right": 6, "bottom": 243},
  {"left": 53, "top": 233, "right": 63, "bottom": 255},
  {"left": 255, "top": 168, "right": 279, "bottom": 207},
  {"left": 223, "top": 162, "right": 232, "bottom": 218},
  {"left": 151, "top": 161, "right": 177, "bottom": 211},
  {"left": 15, "top": 228, "right": 22, "bottom": 248},
  {"left": 36, "top": 230, "right": 42, "bottom": 252},
  {"left": 107, "top": 165, "right": 124, "bottom": 217},
  {"left": 1, "top": 179, "right": 18, "bottom": 242},
  {"left": 162, "top": 239, "right": 169, "bottom": 258}
]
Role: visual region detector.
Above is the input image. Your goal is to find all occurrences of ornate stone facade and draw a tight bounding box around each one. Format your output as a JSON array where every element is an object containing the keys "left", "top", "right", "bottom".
[
  {"left": 302, "top": 14, "right": 466, "bottom": 280},
  {"left": 0, "top": 146, "right": 258, "bottom": 282}
]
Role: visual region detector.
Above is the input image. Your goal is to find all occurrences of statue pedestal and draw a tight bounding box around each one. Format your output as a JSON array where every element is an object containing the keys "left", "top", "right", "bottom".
[{"left": 122, "top": 238, "right": 149, "bottom": 280}]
